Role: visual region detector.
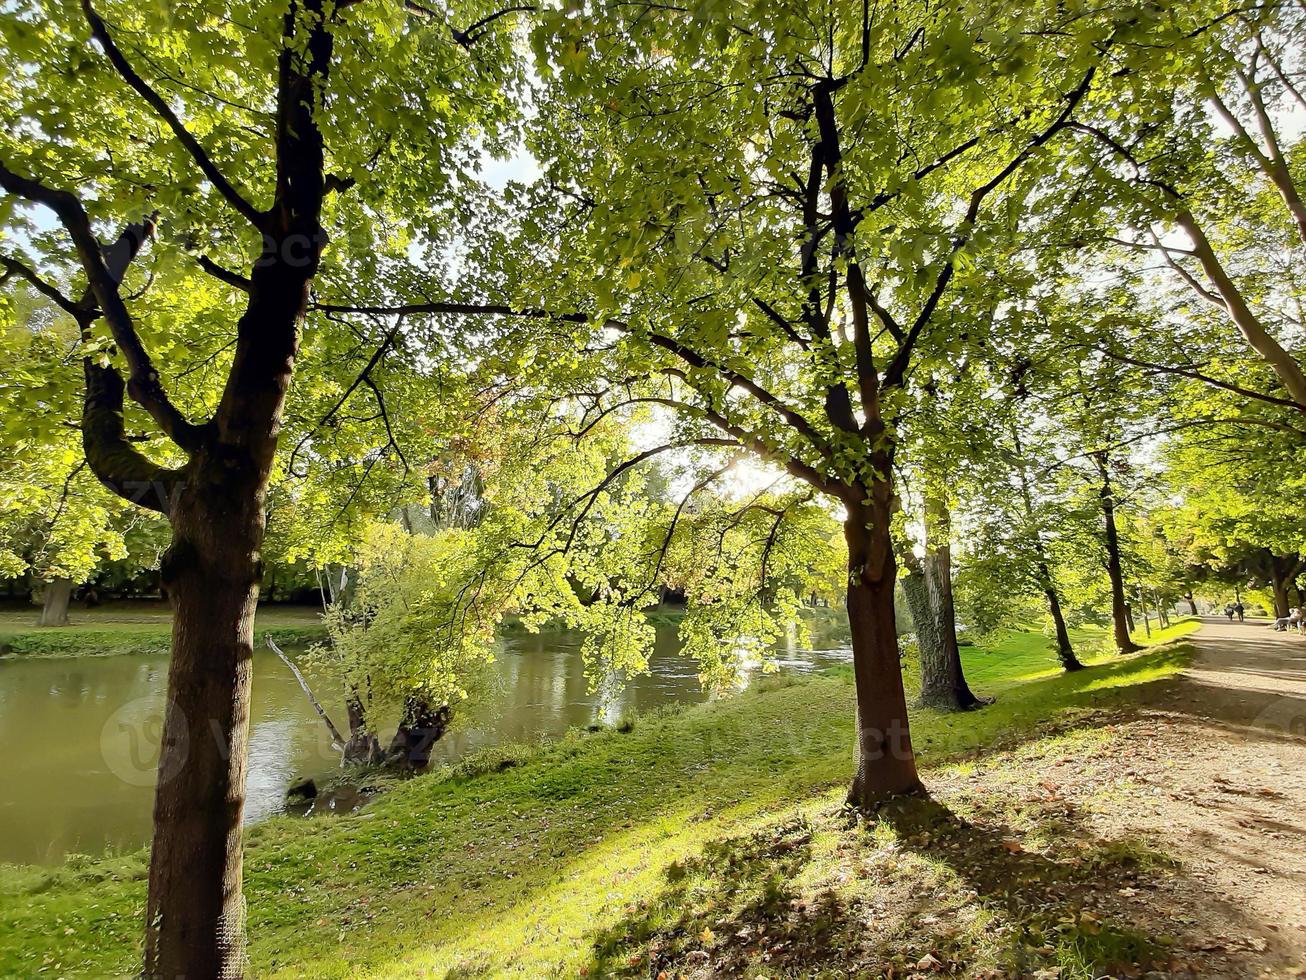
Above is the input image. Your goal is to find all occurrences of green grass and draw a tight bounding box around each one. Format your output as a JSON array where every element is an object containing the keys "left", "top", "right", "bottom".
[
  {"left": 0, "top": 602, "right": 326, "bottom": 657},
  {"left": 961, "top": 615, "right": 1202, "bottom": 689},
  {"left": 0, "top": 623, "right": 1197, "bottom": 978}
]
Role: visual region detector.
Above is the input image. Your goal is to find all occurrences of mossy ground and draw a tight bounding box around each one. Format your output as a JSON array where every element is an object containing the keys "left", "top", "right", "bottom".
[{"left": 0, "top": 618, "right": 1198, "bottom": 978}]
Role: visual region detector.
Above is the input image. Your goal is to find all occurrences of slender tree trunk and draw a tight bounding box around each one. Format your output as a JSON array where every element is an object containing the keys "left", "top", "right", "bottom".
[
  {"left": 1096, "top": 455, "right": 1140, "bottom": 654},
  {"left": 843, "top": 502, "right": 924, "bottom": 809},
  {"left": 1011, "top": 427, "right": 1081, "bottom": 671},
  {"left": 342, "top": 691, "right": 382, "bottom": 764},
  {"left": 1137, "top": 585, "right": 1152, "bottom": 638},
  {"left": 1039, "top": 560, "right": 1083, "bottom": 671},
  {"left": 903, "top": 497, "right": 983, "bottom": 710},
  {"left": 37, "top": 577, "right": 73, "bottom": 627},
  {"left": 1155, "top": 593, "right": 1170, "bottom": 628}
]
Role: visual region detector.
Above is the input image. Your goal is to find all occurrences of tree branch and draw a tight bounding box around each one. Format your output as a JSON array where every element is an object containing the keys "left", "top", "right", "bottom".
[
  {"left": 82, "top": 0, "right": 266, "bottom": 228},
  {"left": 0, "top": 161, "right": 208, "bottom": 452},
  {"left": 197, "top": 255, "right": 253, "bottom": 292},
  {"left": 882, "top": 61, "right": 1103, "bottom": 390},
  {"left": 0, "top": 255, "right": 84, "bottom": 318}
]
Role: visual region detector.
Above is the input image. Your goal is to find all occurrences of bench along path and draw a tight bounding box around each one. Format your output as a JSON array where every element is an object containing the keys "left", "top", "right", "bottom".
[{"left": 1109, "top": 617, "right": 1306, "bottom": 976}]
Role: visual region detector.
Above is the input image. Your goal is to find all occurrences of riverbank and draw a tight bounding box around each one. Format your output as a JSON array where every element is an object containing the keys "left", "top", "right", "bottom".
[
  {"left": 0, "top": 621, "right": 1198, "bottom": 978},
  {"left": 0, "top": 601, "right": 856, "bottom": 659},
  {"left": 0, "top": 602, "right": 327, "bottom": 657}
]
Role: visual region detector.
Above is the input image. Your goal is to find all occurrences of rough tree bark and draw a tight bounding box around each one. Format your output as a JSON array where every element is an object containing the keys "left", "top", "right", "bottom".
[
  {"left": 1094, "top": 453, "right": 1140, "bottom": 654},
  {"left": 0, "top": 3, "right": 337, "bottom": 974},
  {"left": 342, "top": 692, "right": 383, "bottom": 765},
  {"left": 843, "top": 499, "right": 925, "bottom": 808},
  {"left": 386, "top": 698, "right": 452, "bottom": 770},
  {"left": 37, "top": 577, "right": 73, "bottom": 627},
  {"left": 901, "top": 496, "right": 984, "bottom": 710},
  {"left": 143, "top": 11, "right": 333, "bottom": 969}
]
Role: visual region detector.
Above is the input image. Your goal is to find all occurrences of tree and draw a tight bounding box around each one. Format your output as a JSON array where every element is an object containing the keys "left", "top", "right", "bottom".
[
  {"left": 309, "top": 522, "right": 503, "bottom": 767},
  {"left": 0, "top": 0, "right": 518, "bottom": 972},
  {"left": 483, "top": 0, "right": 1132, "bottom": 807},
  {"left": 894, "top": 372, "right": 989, "bottom": 708},
  {"left": 955, "top": 414, "right": 1091, "bottom": 671},
  {"left": 899, "top": 491, "right": 985, "bottom": 708},
  {"left": 1160, "top": 421, "right": 1305, "bottom": 617},
  {"left": 1067, "top": 2, "right": 1306, "bottom": 423}
]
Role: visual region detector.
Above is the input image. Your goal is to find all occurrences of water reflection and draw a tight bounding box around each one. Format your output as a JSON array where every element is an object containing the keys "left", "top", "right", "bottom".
[{"left": 0, "top": 618, "right": 851, "bottom": 865}]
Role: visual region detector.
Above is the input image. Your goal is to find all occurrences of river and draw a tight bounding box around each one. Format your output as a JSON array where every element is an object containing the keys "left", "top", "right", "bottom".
[{"left": 0, "top": 619, "right": 852, "bottom": 866}]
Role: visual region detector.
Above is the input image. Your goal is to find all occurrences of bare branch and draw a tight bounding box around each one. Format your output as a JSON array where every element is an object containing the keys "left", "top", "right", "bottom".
[
  {"left": 197, "top": 255, "right": 253, "bottom": 292},
  {"left": 288, "top": 318, "right": 404, "bottom": 476},
  {"left": 0, "top": 255, "right": 84, "bottom": 318}
]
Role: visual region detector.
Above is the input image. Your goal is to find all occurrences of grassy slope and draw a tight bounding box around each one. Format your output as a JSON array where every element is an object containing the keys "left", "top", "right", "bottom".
[
  {"left": 0, "top": 620, "right": 1197, "bottom": 978},
  {"left": 0, "top": 602, "right": 325, "bottom": 656},
  {"left": 962, "top": 616, "right": 1201, "bottom": 689}
]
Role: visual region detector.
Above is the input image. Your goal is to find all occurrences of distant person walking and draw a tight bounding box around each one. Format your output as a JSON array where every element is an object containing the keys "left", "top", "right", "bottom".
[
  {"left": 1225, "top": 603, "right": 1236, "bottom": 621},
  {"left": 1234, "top": 601, "right": 1245, "bottom": 622}
]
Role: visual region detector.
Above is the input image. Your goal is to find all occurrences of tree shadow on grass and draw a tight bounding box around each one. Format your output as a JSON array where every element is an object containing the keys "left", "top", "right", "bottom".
[{"left": 582, "top": 786, "right": 1271, "bottom": 980}]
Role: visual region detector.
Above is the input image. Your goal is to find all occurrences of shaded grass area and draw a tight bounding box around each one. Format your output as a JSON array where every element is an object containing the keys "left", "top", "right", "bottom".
[
  {"left": 0, "top": 602, "right": 325, "bottom": 657},
  {"left": 590, "top": 744, "right": 1184, "bottom": 980},
  {"left": 0, "top": 627, "right": 1194, "bottom": 978}
]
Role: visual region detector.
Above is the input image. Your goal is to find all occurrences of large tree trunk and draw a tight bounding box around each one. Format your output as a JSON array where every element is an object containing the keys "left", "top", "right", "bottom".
[
  {"left": 144, "top": 474, "right": 264, "bottom": 979},
  {"left": 1271, "top": 569, "right": 1291, "bottom": 619},
  {"left": 1096, "top": 455, "right": 1140, "bottom": 654},
  {"left": 386, "top": 698, "right": 452, "bottom": 770},
  {"left": 903, "top": 497, "right": 983, "bottom": 711},
  {"left": 1186, "top": 591, "right": 1198, "bottom": 616},
  {"left": 138, "top": 8, "right": 333, "bottom": 972},
  {"left": 844, "top": 502, "right": 924, "bottom": 809},
  {"left": 37, "top": 577, "right": 73, "bottom": 626}
]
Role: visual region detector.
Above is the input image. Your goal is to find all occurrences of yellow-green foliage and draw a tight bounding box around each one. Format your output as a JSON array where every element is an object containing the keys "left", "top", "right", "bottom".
[{"left": 312, "top": 523, "right": 506, "bottom": 711}]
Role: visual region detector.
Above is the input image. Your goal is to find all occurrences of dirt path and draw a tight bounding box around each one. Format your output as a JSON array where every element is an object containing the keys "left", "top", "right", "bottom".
[
  {"left": 929, "top": 616, "right": 1306, "bottom": 980},
  {"left": 1102, "top": 617, "right": 1306, "bottom": 977},
  {"left": 912, "top": 616, "right": 1306, "bottom": 979}
]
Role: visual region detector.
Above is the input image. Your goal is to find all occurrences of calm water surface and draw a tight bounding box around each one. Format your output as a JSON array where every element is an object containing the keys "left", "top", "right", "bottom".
[{"left": 0, "top": 621, "right": 852, "bottom": 865}]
